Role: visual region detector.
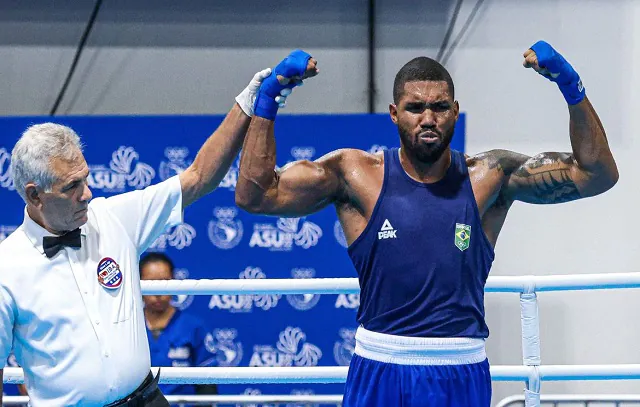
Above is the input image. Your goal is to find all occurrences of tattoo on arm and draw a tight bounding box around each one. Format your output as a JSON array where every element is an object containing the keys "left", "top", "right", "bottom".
[
  {"left": 482, "top": 150, "right": 530, "bottom": 176},
  {"left": 509, "top": 152, "right": 582, "bottom": 204}
]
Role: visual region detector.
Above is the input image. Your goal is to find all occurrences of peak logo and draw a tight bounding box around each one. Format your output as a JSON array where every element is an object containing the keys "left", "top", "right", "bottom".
[
  {"left": 249, "top": 327, "right": 322, "bottom": 367},
  {"left": 249, "top": 218, "right": 322, "bottom": 251},
  {"left": 208, "top": 267, "right": 281, "bottom": 312},
  {"left": 88, "top": 146, "right": 155, "bottom": 192}
]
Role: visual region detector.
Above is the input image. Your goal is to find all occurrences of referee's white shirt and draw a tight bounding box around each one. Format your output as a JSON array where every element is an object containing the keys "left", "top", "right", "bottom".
[{"left": 0, "top": 176, "right": 183, "bottom": 406}]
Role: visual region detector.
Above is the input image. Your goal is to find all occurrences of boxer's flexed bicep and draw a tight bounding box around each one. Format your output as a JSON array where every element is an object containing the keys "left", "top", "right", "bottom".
[
  {"left": 239, "top": 149, "right": 347, "bottom": 217},
  {"left": 502, "top": 152, "right": 595, "bottom": 204},
  {"left": 475, "top": 149, "right": 592, "bottom": 206}
]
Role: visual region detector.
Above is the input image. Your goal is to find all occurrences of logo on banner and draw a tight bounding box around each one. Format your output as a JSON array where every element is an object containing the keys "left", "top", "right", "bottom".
[
  {"left": 286, "top": 268, "right": 320, "bottom": 311},
  {"left": 208, "top": 267, "right": 281, "bottom": 312},
  {"left": 204, "top": 328, "right": 244, "bottom": 367},
  {"left": 333, "top": 220, "right": 348, "bottom": 248},
  {"left": 249, "top": 326, "right": 322, "bottom": 367},
  {"left": 290, "top": 146, "right": 316, "bottom": 162},
  {"left": 0, "top": 226, "right": 18, "bottom": 244},
  {"left": 287, "top": 389, "right": 319, "bottom": 407},
  {"left": 368, "top": 144, "right": 388, "bottom": 154},
  {"left": 219, "top": 156, "right": 240, "bottom": 191},
  {"left": 237, "top": 388, "right": 317, "bottom": 407},
  {"left": 333, "top": 328, "right": 356, "bottom": 366},
  {"left": 159, "top": 147, "right": 192, "bottom": 180},
  {"left": 208, "top": 207, "right": 243, "bottom": 249},
  {"left": 249, "top": 218, "right": 322, "bottom": 251},
  {"left": 148, "top": 223, "right": 196, "bottom": 251},
  {"left": 237, "top": 388, "right": 268, "bottom": 407},
  {"left": 335, "top": 293, "right": 360, "bottom": 309},
  {"left": 0, "top": 148, "right": 15, "bottom": 191},
  {"left": 169, "top": 268, "right": 194, "bottom": 311},
  {"left": 87, "top": 146, "right": 155, "bottom": 192}
]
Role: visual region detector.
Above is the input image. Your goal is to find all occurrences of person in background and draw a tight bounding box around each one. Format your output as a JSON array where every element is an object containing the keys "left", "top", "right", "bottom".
[{"left": 140, "top": 252, "right": 219, "bottom": 405}]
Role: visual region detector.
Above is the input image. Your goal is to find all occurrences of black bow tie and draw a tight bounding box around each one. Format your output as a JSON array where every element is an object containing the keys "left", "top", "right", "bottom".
[{"left": 43, "top": 228, "right": 82, "bottom": 258}]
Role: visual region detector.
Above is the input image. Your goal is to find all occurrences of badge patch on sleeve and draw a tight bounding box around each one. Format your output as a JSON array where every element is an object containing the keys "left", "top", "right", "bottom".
[
  {"left": 455, "top": 223, "right": 471, "bottom": 252},
  {"left": 97, "top": 257, "right": 123, "bottom": 289}
]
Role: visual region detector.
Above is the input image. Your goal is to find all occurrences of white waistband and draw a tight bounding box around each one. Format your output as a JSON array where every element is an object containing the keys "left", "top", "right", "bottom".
[{"left": 354, "top": 326, "right": 486, "bottom": 366}]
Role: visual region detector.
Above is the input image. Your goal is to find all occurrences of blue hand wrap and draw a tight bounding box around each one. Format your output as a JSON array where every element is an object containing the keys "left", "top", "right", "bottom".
[
  {"left": 254, "top": 50, "right": 312, "bottom": 120},
  {"left": 530, "top": 41, "right": 585, "bottom": 105}
]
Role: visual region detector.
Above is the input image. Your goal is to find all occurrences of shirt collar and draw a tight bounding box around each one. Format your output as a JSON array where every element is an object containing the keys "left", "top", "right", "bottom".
[{"left": 21, "top": 206, "right": 88, "bottom": 255}]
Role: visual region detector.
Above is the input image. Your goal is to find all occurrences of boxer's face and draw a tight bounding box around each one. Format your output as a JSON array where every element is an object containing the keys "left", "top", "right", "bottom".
[
  {"left": 390, "top": 80, "right": 459, "bottom": 164},
  {"left": 27, "top": 148, "right": 92, "bottom": 234},
  {"left": 141, "top": 261, "right": 174, "bottom": 314}
]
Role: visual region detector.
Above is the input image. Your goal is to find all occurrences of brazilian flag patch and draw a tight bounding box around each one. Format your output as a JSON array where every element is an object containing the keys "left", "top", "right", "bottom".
[{"left": 455, "top": 223, "right": 471, "bottom": 252}]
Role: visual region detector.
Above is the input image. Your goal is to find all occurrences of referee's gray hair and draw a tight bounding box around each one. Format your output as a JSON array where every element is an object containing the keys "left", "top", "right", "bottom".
[{"left": 10, "top": 123, "right": 84, "bottom": 203}]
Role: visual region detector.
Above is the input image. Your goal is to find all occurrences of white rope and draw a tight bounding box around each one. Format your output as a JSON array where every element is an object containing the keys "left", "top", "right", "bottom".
[
  {"left": 495, "top": 394, "right": 640, "bottom": 407},
  {"left": 1, "top": 366, "right": 348, "bottom": 384},
  {"left": 0, "top": 395, "right": 345, "bottom": 406},
  {"left": 142, "top": 278, "right": 360, "bottom": 295},
  {"left": 5, "top": 365, "right": 640, "bottom": 384},
  {"left": 1, "top": 397, "right": 28, "bottom": 406},
  {"left": 140, "top": 272, "right": 640, "bottom": 295}
]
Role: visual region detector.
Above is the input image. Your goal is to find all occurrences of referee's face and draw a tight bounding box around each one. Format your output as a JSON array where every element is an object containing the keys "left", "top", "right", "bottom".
[{"left": 39, "top": 151, "right": 92, "bottom": 234}]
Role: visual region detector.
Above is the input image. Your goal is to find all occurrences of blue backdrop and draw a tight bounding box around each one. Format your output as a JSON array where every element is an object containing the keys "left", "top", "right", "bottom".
[{"left": 0, "top": 113, "right": 465, "bottom": 404}]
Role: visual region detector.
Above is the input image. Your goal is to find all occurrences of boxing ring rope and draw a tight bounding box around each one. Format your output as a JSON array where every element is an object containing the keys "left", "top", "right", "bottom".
[
  {"left": 6, "top": 393, "right": 640, "bottom": 407},
  {"left": 138, "top": 272, "right": 640, "bottom": 295},
  {"left": 496, "top": 394, "right": 640, "bottom": 407},
  {"left": 1, "top": 394, "right": 346, "bottom": 406},
  {"left": 5, "top": 272, "right": 640, "bottom": 407},
  {"left": 6, "top": 365, "right": 640, "bottom": 384}
]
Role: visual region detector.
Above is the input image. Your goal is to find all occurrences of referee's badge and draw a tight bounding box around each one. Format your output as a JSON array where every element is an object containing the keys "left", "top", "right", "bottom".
[{"left": 97, "top": 257, "right": 123, "bottom": 290}]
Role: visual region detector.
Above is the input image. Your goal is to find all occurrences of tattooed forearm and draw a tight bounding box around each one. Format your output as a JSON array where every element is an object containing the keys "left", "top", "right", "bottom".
[{"left": 511, "top": 152, "right": 582, "bottom": 204}]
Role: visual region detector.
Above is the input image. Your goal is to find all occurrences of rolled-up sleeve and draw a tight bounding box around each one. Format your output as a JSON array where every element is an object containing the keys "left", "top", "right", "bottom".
[
  {"left": 0, "top": 284, "right": 16, "bottom": 368},
  {"left": 102, "top": 176, "right": 183, "bottom": 252}
]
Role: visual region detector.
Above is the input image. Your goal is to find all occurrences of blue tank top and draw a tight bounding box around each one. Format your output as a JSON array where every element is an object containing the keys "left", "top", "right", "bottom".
[{"left": 348, "top": 148, "right": 494, "bottom": 338}]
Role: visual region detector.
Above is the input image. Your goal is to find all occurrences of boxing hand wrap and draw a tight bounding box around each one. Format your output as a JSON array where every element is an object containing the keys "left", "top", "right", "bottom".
[
  {"left": 254, "top": 49, "right": 312, "bottom": 120},
  {"left": 530, "top": 41, "right": 585, "bottom": 105}
]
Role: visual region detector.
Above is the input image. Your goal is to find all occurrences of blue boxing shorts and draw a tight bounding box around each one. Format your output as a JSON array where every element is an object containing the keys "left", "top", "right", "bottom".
[{"left": 342, "top": 327, "right": 492, "bottom": 407}]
